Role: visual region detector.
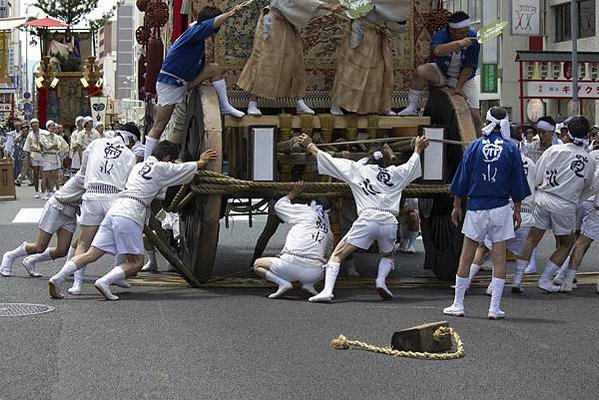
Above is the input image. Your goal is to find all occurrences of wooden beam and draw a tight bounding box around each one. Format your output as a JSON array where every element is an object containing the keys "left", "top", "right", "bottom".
[{"left": 224, "top": 115, "right": 431, "bottom": 130}]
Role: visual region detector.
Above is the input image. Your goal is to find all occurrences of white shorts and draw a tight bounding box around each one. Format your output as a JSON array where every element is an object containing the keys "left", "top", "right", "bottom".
[
  {"left": 462, "top": 203, "right": 515, "bottom": 243},
  {"left": 31, "top": 157, "right": 43, "bottom": 167},
  {"left": 343, "top": 217, "right": 397, "bottom": 254},
  {"left": 79, "top": 198, "right": 116, "bottom": 226},
  {"left": 92, "top": 215, "right": 144, "bottom": 255},
  {"left": 38, "top": 201, "right": 77, "bottom": 234},
  {"left": 431, "top": 63, "right": 480, "bottom": 109},
  {"left": 156, "top": 82, "right": 187, "bottom": 106},
  {"left": 576, "top": 201, "right": 594, "bottom": 231},
  {"left": 484, "top": 226, "right": 530, "bottom": 256},
  {"left": 269, "top": 257, "right": 323, "bottom": 284},
  {"left": 582, "top": 211, "right": 599, "bottom": 242},
  {"left": 533, "top": 206, "right": 575, "bottom": 236},
  {"left": 42, "top": 160, "right": 61, "bottom": 171}
]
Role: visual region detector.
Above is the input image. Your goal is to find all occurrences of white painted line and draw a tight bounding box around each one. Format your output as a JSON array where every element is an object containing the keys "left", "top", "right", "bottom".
[{"left": 12, "top": 208, "right": 44, "bottom": 224}]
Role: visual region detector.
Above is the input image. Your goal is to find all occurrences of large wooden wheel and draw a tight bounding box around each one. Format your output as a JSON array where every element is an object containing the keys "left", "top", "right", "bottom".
[
  {"left": 178, "top": 85, "right": 223, "bottom": 283},
  {"left": 419, "top": 89, "right": 477, "bottom": 280}
]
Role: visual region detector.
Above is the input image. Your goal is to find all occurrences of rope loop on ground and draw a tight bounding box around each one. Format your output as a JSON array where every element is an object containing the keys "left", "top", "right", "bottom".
[{"left": 331, "top": 326, "right": 465, "bottom": 360}]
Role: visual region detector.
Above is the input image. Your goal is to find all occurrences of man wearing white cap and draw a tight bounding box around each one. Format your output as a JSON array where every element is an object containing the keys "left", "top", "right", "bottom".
[
  {"left": 95, "top": 121, "right": 106, "bottom": 138},
  {"left": 70, "top": 116, "right": 85, "bottom": 173},
  {"left": 444, "top": 107, "right": 530, "bottom": 320},
  {"left": 48, "top": 123, "right": 138, "bottom": 298},
  {"left": 398, "top": 11, "right": 481, "bottom": 131},
  {"left": 71, "top": 116, "right": 100, "bottom": 172},
  {"left": 23, "top": 119, "right": 44, "bottom": 198},
  {"left": 40, "top": 120, "right": 67, "bottom": 199}
]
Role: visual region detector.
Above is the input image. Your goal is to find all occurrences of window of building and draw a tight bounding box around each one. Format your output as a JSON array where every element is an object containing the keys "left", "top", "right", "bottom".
[
  {"left": 555, "top": 0, "right": 596, "bottom": 42},
  {"left": 442, "top": 0, "right": 482, "bottom": 22}
]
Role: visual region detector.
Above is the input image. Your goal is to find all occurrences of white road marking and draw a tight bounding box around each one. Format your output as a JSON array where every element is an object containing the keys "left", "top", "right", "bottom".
[{"left": 12, "top": 208, "right": 44, "bottom": 224}]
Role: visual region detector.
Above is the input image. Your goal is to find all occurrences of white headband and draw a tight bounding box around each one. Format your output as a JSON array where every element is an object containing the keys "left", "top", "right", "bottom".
[
  {"left": 568, "top": 131, "right": 589, "bottom": 147},
  {"left": 482, "top": 109, "right": 511, "bottom": 140},
  {"left": 46, "top": 120, "right": 55, "bottom": 129},
  {"left": 449, "top": 19, "right": 471, "bottom": 29},
  {"left": 115, "top": 129, "right": 138, "bottom": 143},
  {"left": 30, "top": 118, "right": 39, "bottom": 125},
  {"left": 373, "top": 151, "right": 383, "bottom": 161},
  {"left": 536, "top": 121, "right": 555, "bottom": 132}
]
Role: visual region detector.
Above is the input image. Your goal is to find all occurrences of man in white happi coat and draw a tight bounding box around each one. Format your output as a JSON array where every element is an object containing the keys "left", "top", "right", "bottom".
[
  {"left": 298, "top": 133, "right": 429, "bottom": 302},
  {"left": 0, "top": 172, "right": 85, "bottom": 277},
  {"left": 48, "top": 124, "right": 138, "bottom": 298},
  {"left": 55, "top": 141, "right": 216, "bottom": 300},
  {"left": 253, "top": 181, "right": 334, "bottom": 299},
  {"left": 558, "top": 148, "right": 599, "bottom": 292},
  {"left": 515, "top": 116, "right": 599, "bottom": 293}
]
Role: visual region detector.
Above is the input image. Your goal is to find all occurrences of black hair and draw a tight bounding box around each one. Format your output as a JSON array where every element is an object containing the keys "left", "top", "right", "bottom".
[
  {"left": 488, "top": 106, "right": 507, "bottom": 122},
  {"left": 123, "top": 122, "right": 141, "bottom": 141},
  {"left": 197, "top": 6, "right": 222, "bottom": 23},
  {"left": 313, "top": 196, "right": 332, "bottom": 211},
  {"left": 449, "top": 11, "right": 470, "bottom": 24},
  {"left": 565, "top": 115, "right": 591, "bottom": 139},
  {"left": 365, "top": 146, "right": 392, "bottom": 168},
  {"left": 152, "top": 140, "right": 180, "bottom": 160},
  {"left": 510, "top": 125, "right": 523, "bottom": 142},
  {"left": 537, "top": 116, "right": 556, "bottom": 128}
]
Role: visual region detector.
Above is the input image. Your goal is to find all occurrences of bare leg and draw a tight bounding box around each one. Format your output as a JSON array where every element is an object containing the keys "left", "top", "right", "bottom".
[
  {"left": 32, "top": 166, "right": 40, "bottom": 193},
  {"left": 24, "top": 230, "right": 53, "bottom": 255},
  {"left": 147, "top": 104, "right": 176, "bottom": 142}
]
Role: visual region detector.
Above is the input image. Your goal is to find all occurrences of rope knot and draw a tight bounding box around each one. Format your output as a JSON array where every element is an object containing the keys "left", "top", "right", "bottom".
[{"left": 331, "top": 335, "right": 350, "bottom": 350}]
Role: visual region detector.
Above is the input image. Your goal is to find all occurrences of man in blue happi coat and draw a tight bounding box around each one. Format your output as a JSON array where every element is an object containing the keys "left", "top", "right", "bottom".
[
  {"left": 444, "top": 106, "right": 531, "bottom": 320},
  {"left": 145, "top": 4, "right": 246, "bottom": 159}
]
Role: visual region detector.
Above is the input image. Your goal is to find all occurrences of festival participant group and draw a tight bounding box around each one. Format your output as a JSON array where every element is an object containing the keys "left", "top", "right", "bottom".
[{"left": 1, "top": 4, "right": 598, "bottom": 321}]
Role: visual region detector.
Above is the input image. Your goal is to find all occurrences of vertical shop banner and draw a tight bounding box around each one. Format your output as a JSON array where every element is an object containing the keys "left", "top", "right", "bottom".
[
  {"left": 512, "top": 0, "right": 541, "bottom": 36},
  {"left": 481, "top": 64, "right": 498, "bottom": 93},
  {"left": 0, "top": 0, "right": 7, "bottom": 18},
  {"left": 0, "top": 33, "right": 8, "bottom": 82},
  {"left": 90, "top": 96, "right": 109, "bottom": 125}
]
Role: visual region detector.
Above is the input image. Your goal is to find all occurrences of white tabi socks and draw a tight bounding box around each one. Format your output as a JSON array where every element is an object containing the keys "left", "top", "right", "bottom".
[
  {"left": 309, "top": 262, "right": 340, "bottom": 303},
  {"left": 512, "top": 259, "right": 528, "bottom": 293},
  {"left": 212, "top": 79, "right": 245, "bottom": 118},
  {"left": 443, "top": 276, "right": 469, "bottom": 316},
  {"left": 247, "top": 100, "right": 262, "bottom": 116},
  {"left": 22, "top": 249, "right": 52, "bottom": 277},
  {"left": 330, "top": 105, "right": 344, "bottom": 116},
  {"left": 524, "top": 248, "right": 538, "bottom": 274},
  {"left": 559, "top": 269, "right": 577, "bottom": 292},
  {"left": 553, "top": 256, "right": 571, "bottom": 285},
  {"left": 265, "top": 271, "right": 292, "bottom": 299},
  {"left": 296, "top": 99, "right": 315, "bottom": 115},
  {"left": 538, "top": 261, "right": 562, "bottom": 293},
  {"left": 397, "top": 89, "right": 421, "bottom": 116},
  {"left": 1, "top": 242, "right": 28, "bottom": 276},
  {"left": 405, "top": 231, "right": 418, "bottom": 254},
  {"left": 375, "top": 258, "right": 394, "bottom": 299},
  {"left": 66, "top": 245, "right": 76, "bottom": 261},
  {"left": 488, "top": 277, "right": 506, "bottom": 320},
  {"left": 49, "top": 261, "right": 78, "bottom": 299},
  {"left": 141, "top": 250, "right": 158, "bottom": 273},
  {"left": 94, "top": 267, "right": 126, "bottom": 301},
  {"left": 144, "top": 137, "right": 158, "bottom": 160},
  {"left": 68, "top": 267, "right": 86, "bottom": 295},
  {"left": 300, "top": 283, "right": 318, "bottom": 296},
  {"left": 468, "top": 263, "right": 481, "bottom": 281}
]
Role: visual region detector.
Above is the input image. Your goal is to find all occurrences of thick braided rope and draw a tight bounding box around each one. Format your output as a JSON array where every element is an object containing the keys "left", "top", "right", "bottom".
[{"left": 330, "top": 326, "right": 465, "bottom": 360}]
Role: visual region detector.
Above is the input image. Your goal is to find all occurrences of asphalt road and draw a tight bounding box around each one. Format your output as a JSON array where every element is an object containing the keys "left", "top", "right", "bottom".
[{"left": 1, "top": 187, "right": 599, "bottom": 400}]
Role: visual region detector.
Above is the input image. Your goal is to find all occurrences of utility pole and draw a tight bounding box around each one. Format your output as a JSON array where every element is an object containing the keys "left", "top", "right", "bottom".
[{"left": 571, "top": 0, "right": 580, "bottom": 115}]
